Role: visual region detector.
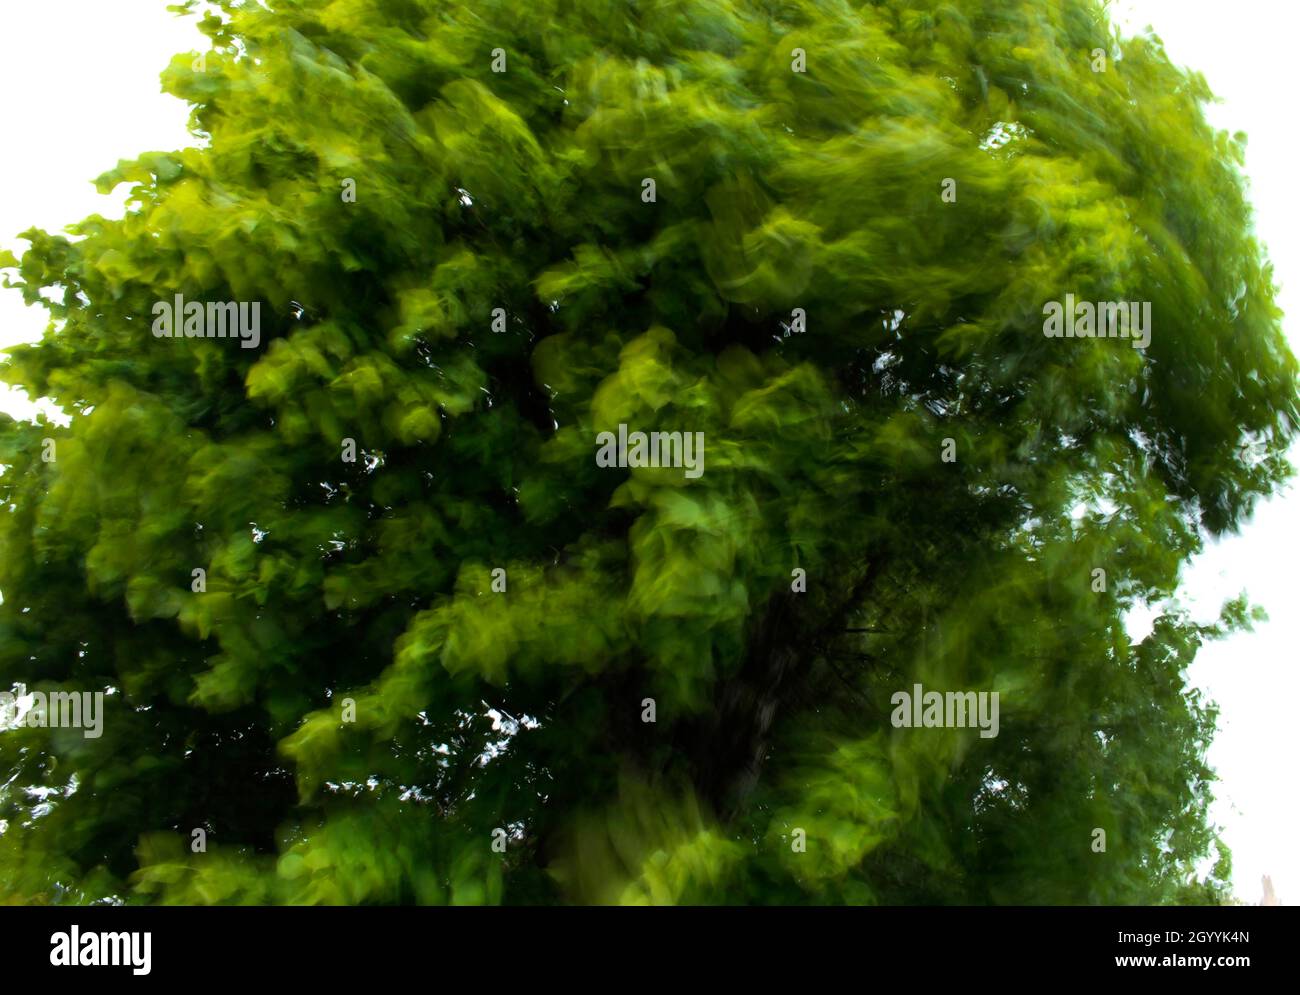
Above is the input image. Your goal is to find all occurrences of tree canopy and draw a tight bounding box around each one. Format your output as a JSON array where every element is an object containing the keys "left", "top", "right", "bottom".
[{"left": 1, "top": 0, "right": 1295, "bottom": 905}]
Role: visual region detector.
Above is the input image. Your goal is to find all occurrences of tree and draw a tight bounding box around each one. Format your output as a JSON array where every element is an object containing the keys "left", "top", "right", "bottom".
[{"left": 0, "top": 0, "right": 1294, "bottom": 905}]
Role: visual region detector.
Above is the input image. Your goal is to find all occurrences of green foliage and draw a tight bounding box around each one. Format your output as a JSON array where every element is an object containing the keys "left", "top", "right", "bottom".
[{"left": 1, "top": 0, "right": 1294, "bottom": 905}]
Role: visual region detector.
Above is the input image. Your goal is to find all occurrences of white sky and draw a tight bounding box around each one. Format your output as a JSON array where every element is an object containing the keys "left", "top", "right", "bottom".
[
  {"left": 0, "top": 0, "right": 1295, "bottom": 904},
  {"left": 1108, "top": 0, "right": 1300, "bottom": 907}
]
